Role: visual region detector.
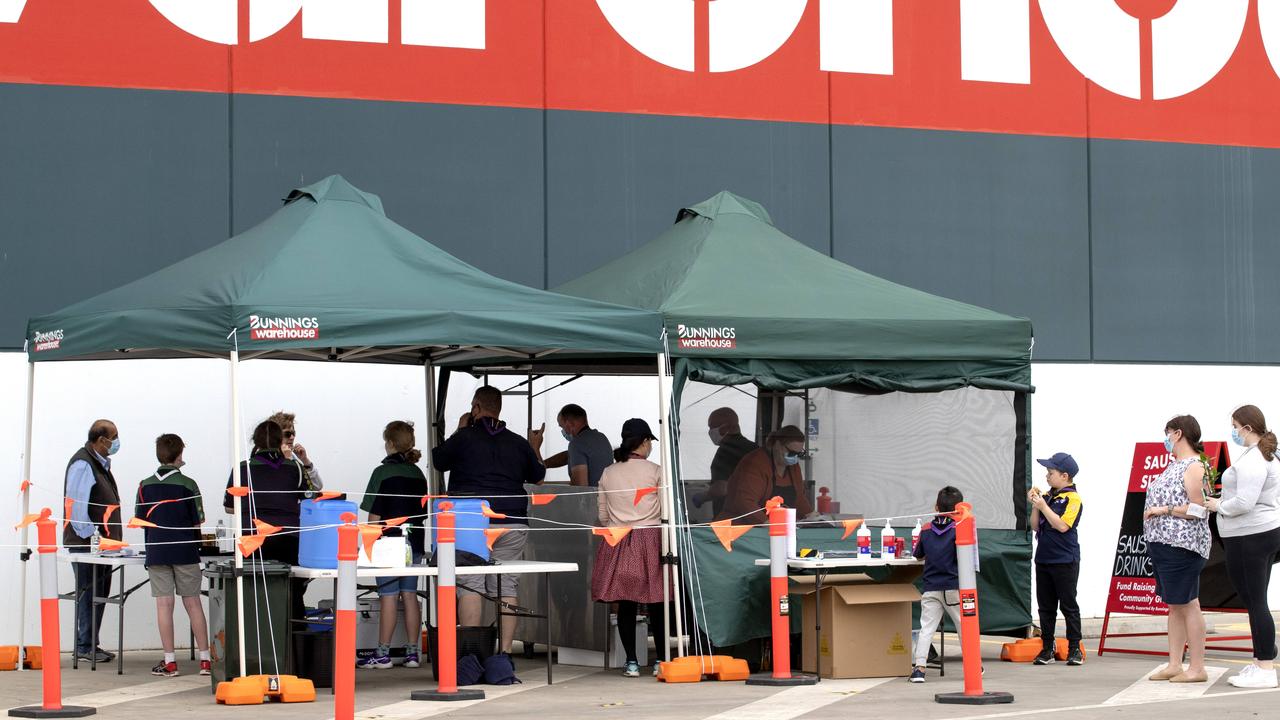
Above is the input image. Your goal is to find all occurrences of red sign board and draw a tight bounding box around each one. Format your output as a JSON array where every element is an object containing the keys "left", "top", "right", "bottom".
[{"left": 1104, "top": 441, "right": 1229, "bottom": 616}]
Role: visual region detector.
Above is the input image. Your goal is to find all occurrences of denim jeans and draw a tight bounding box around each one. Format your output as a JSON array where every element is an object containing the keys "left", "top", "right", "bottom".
[{"left": 70, "top": 549, "right": 111, "bottom": 653}]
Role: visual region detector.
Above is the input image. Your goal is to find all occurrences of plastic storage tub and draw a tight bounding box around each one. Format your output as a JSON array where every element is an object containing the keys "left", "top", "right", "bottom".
[{"left": 298, "top": 498, "right": 359, "bottom": 569}]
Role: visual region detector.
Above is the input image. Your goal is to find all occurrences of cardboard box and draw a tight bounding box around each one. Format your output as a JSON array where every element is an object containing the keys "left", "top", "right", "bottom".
[{"left": 798, "top": 567, "right": 921, "bottom": 679}]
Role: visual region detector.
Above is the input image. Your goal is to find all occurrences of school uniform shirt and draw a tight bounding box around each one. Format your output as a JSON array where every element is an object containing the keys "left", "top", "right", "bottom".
[
  {"left": 432, "top": 417, "right": 546, "bottom": 524},
  {"left": 914, "top": 516, "right": 959, "bottom": 592},
  {"left": 361, "top": 453, "right": 429, "bottom": 555},
  {"left": 1035, "top": 485, "right": 1083, "bottom": 565},
  {"left": 136, "top": 465, "right": 205, "bottom": 567},
  {"left": 223, "top": 451, "right": 306, "bottom": 532}
]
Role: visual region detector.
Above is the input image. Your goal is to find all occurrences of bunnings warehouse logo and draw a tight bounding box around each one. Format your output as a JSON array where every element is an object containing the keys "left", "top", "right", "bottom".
[
  {"left": 249, "top": 315, "right": 320, "bottom": 341},
  {"left": 32, "top": 329, "right": 63, "bottom": 352},
  {"left": 676, "top": 325, "right": 736, "bottom": 350}
]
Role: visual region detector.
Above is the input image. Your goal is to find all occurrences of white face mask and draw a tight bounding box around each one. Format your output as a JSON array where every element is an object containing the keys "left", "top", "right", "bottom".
[{"left": 708, "top": 427, "right": 724, "bottom": 446}]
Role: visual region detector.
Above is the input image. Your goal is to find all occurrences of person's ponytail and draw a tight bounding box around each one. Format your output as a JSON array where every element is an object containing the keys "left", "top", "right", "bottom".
[
  {"left": 613, "top": 436, "right": 645, "bottom": 463},
  {"left": 1259, "top": 431, "right": 1277, "bottom": 462},
  {"left": 404, "top": 448, "right": 423, "bottom": 464}
]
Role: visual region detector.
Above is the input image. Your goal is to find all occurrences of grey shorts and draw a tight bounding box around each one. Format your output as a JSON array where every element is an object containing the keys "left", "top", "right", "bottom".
[
  {"left": 458, "top": 527, "right": 526, "bottom": 598},
  {"left": 149, "top": 563, "right": 202, "bottom": 598}
]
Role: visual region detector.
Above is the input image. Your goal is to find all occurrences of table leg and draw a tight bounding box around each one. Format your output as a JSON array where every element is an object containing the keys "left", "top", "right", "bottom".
[
  {"left": 90, "top": 563, "right": 98, "bottom": 672},
  {"left": 117, "top": 566, "right": 124, "bottom": 675},
  {"left": 544, "top": 573, "right": 552, "bottom": 685},
  {"left": 813, "top": 571, "right": 822, "bottom": 683},
  {"left": 73, "top": 562, "right": 80, "bottom": 670}
]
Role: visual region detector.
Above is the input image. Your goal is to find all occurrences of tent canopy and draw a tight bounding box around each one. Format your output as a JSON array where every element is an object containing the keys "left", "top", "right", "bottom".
[
  {"left": 555, "top": 191, "right": 1033, "bottom": 392},
  {"left": 25, "top": 175, "right": 661, "bottom": 363}
]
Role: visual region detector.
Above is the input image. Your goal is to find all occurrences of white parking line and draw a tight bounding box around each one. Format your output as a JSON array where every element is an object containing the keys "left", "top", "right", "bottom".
[
  {"left": 1102, "top": 664, "right": 1227, "bottom": 705},
  {"left": 62, "top": 674, "right": 206, "bottom": 708},
  {"left": 700, "top": 678, "right": 893, "bottom": 720}
]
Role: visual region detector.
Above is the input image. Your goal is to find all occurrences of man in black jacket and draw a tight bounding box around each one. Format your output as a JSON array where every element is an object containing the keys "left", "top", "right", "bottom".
[{"left": 63, "top": 419, "right": 122, "bottom": 663}]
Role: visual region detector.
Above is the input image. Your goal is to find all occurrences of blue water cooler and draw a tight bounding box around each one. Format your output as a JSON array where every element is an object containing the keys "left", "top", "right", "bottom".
[
  {"left": 298, "top": 498, "right": 360, "bottom": 568},
  {"left": 432, "top": 498, "right": 491, "bottom": 561}
]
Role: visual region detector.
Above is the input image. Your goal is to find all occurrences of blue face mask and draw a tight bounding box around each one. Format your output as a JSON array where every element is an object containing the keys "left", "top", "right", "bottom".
[
  {"left": 1231, "top": 427, "right": 1246, "bottom": 446},
  {"left": 784, "top": 452, "right": 802, "bottom": 466},
  {"left": 107, "top": 437, "right": 120, "bottom": 456},
  {"left": 561, "top": 428, "right": 573, "bottom": 442},
  {"left": 1163, "top": 435, "right": 1175, "bottom": 453}
]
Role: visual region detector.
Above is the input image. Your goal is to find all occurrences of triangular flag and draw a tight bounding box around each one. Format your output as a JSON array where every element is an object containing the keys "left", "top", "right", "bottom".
[
  {"left": 127, "top": 516, "right": 158, "bottom": 529},
  {"left": 359, "top": 524, "right": 384, "bottom": 560},
  {"left": 633, "top": 487, "right": 659, "bottom": 506},
  {"left": 484, "top": 527, "right": 510, "bottom": 550},
  {"left": 18, "top": 479, "right": 30, "bottom": 494},
  {"left": 840, "top": 518, "right": 863, "bottom": 541},
  {"left": 419, "top": 494, "right": 444, "bottom": 508},
  {"left": 63, "top": 497, "right": 74, "bottom": 530},
  {"left": 226, "top": 486, "right": 250, "bottom": 497},
  {"left": 530, "top": 494, "right": 556, "bottom": 506},
  {"left": 313, "top": 491, "right": 342, "bottom": 502},
  {"left": 253, "top": 519, "right": 281, "bottom": 536},
  {"left": 102, "top": 505, "right": 119, "bottom": 537},
  {"left": 383, "top": 516, "right": 408, "bottom": 527},
  {"left": 593, "top": 526, "right": 632, "bottom": 547},
  {"left": 710, "top": 519, "right": 753, "bottom": 552},
  {"left": 98, "top": 538, "right": 129, "bottom": 551},
  {"left": 481, "top": 504, "right": 507, "bottom": 519},
  {"left": 238, "top": 534, "right": 266, "bottom": 557},
  {"left": 13, "top": 513, "right": 40, "bottom": 530}
]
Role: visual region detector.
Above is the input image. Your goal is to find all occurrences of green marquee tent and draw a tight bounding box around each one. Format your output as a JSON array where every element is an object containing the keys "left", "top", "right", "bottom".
[{"left": 553, "top": 191, "right": 1036, "bottom": 645}]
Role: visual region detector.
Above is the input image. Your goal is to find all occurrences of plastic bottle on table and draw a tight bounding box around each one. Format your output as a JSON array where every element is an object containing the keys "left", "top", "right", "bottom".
[
  {"left": 911, "top": 518, "right": 922, "bottom": 555},
  {"left": 215, "top": 519, "right": 227, "bottom": 552},
  {"left": 857, "top": 523, "right": 872, "bottom": 557},
  {"left": 880, "top": 522, "right": 896, "bottom": 559},
  {"left": 816, "top": 487, "right": 832, "bottom": 515},
  {"left": 90, "top": 527, "right": 100, "bottom": 554}
]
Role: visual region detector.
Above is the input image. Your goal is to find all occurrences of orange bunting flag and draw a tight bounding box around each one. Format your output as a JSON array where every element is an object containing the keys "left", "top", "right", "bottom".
[
  {"left": 420, "top": 494, "right": 443, "bottom": 508},
  {"left": 358, "top": 524, "right": 384, "bottom": 560},
  {"left": 710, "top": 519, "right": 753, "bottom": 553},
  {"left": 98, "top": 538, "right": 129, "bottom": 551},
  {"left": 238, "top": 534, "right": 266, "bottom": 557},
  {"left": 18, "top": 479, "right": 30, "bottom": 494},
  {"left": 592, "top": 526, "right": 633, "bottom": 547},
  {"left": 840, "top": 518, "right": 864, "bottom": 541},
  {"left": 63, "top": 497, "right": 74, "bottom": 530},
  {"left": 481, "top": 504, "right": 507, "bottom": 519},
  {"left": 102, "top": 505, "right": 119, "bottom": 537},
  {"left": 253, "top": 519, "right": 281, "bottom": 536},
  {"left": 484, "top": 528, "right": 510, "bottom": 550},
  {"left": 530, "top": 494, "right": 556, "bottom": 506},
  {"left": 382, "top": 517, "right": 408, "bottom": 527},
  {"left": 145, "top": 498, "right": 180, "bottom": 518},
  {"left": 226, "top": 486, "right": 251, "bottom": 497},
  {"left": 633, "top": 487, "right": 659, "bottom": 506},
  {"left": 313, "top": 491, "right": 342, "bottom": 502},
  {"left": 127, "top": 516, "right": 157, "bottom": 529},
  {"left": 13, "top": 513, "right": 40, "bottom": 530}
]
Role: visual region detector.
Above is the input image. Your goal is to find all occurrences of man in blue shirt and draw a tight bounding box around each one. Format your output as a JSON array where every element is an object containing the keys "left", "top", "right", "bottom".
[{"left": 63, "top": 419, "right": 123, "bottom": 663}]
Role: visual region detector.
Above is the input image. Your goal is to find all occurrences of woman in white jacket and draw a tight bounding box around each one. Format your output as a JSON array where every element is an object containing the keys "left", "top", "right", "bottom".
[{"left": 1207, "top": 404, "right": 1280, "bottom": 689}]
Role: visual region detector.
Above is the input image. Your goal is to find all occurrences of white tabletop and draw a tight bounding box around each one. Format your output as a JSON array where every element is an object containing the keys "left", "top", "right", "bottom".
[
  {"left": 290, "top": 559, "right": 579, "bottom": 580},
  {"left": 754, "top": 556, "right": 923, "bottom": 569},
  {"left": 57, "top": 550, "right": 148, "bottom": 566}
]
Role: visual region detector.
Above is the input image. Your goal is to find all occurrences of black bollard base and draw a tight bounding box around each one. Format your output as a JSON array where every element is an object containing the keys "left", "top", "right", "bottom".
[
  {"left": 935, "top": 691, "right": 1015, "bottom": 705},
  {"left": 745, "top": 672, "right": 819, "bottom": 686},
  {"left": 410, "top": 688, "right": 486, "bottom": 702},
  {"left": 9, "top": 706, "right": 97, "bottom": 718}
]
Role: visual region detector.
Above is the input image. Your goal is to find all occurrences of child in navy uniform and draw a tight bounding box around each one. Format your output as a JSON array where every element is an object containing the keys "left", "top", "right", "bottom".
[
  {"left": 1029, "top": 452, "right": 1085, "bottom": 666},
  {"left": 909, "top": 486, "right": 964, "bottom": 683}
]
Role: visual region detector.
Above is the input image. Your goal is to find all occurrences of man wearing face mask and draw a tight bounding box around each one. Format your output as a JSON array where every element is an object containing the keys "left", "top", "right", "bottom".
[
  {"left": 716, "top": 425, "right": 812, "bottom": 525},
  {"left": 64, "top": 419, "right": 124, "bottom": 663},
  {"left": 542, "top": 404, "right": 614, "bottom": 486},
  {"left": 703, "top": 407, "right": 759, "bottom": 517}
]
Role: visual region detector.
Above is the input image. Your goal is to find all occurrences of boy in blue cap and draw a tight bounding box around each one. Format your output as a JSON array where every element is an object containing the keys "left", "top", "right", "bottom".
[{"left": 1030, "top": 452, "right": 1084, "bottom": 666}]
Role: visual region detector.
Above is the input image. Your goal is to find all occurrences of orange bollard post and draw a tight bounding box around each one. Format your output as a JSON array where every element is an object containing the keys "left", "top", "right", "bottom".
[
  {"left": 746, "top": 497, "right": 815, "bottom": 686},
  {"left": 333, "top": 512, "right": 359, "bottom": 720},
  {"left": 9, "top": 509, "right": 96, "bottom": 718},
  {"left": 935, "top": 502, "right": 1013, "bottom": 705},
  {"left": 411, "top": 502, "right": 484, "bottom": 702}
]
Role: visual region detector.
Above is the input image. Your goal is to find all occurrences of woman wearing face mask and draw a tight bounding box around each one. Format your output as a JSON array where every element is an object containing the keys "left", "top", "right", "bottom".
[
  {"left": 716, "top": 425, "right": 812, "bottom": 525},
  {"left": 1143, "top": 415, "right": 1212, "bottom": 683},
  {"left": 591, "top": 418, "right": 667, "bottom": 678},
  {"left": 1204, "top": 405, "right": 1280, "bottom": 688}
]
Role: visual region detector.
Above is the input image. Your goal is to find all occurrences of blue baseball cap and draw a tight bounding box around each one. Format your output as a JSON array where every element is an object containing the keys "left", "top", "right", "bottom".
[{"left": 1037, "top": 452, "right": 1079, "bottom": 478}]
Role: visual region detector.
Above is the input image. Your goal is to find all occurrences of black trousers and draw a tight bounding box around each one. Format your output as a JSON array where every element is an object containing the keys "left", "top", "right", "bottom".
[
  {"left": 616, "top": 601, "right": 667, "bottom": 665},
  {"left": 1037, "top": 561, "right": 1082, "bottom": 650},
  {"left": 1222, "top": 527, "right": 1280, "bottom": 661}
]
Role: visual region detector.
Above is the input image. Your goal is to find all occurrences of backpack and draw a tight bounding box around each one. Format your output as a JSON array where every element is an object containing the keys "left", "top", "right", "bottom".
[
  {"left": 456, "top": 654, "right": 485, "bottom": 686},
  {"left": 483, "top": 652, "right": 520, "bottom": 685}
]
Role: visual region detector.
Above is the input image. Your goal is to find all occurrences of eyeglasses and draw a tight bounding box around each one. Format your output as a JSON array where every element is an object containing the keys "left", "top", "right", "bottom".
[{"left": 283, "top": 431, "right": 296, "bottom": 439}]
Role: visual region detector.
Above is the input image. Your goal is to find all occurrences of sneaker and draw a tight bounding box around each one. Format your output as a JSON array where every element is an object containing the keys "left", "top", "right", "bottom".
[
  {"left": 652, "top": 662, "right": 661, "bottom": 677},
  {"left": 909, "top": 666, "right": 925, "bottom": 683},
  {"left": 199, "top": 660, "right": 212, "bottom": 676},
  {"left": 356, "top": 653, "right": 392, "bottom": 670},
  {"left": 1229, "top": 664, "right": 1278, "bottom": 689},
  {"left": 1067, "top": 647, "right": 1084, "bottom": 666},
  {"left": 96, "top": 647, "right": 117, "bottom": 661},
  {"left": 76, "top": 649, "right": 113, "bottom": 663},
  {"left": 623, "top": 661, "right": 640, "bottom": 678},
  {"left": 1033, "top": 649, "right": 1056, "bottom": 665},
  {"left": 151, "top": 660, "right": 179, "bottom": 677},
  {"left": 403, "top": 652, "right": 421, "bottom": 669}
]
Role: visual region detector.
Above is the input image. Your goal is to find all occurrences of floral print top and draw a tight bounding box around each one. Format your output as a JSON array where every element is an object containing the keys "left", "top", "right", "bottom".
[{"left": 1144, "top": 456, "right": 1211, "bottom": 558}]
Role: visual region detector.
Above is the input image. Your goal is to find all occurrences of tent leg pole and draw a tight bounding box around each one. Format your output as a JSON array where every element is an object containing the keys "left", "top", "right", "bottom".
[
  {"left": 424, "top": 360, "right": 438, "bottom": 629},
  {"left": 16, "top": 358, "right": 35, "bottom": 669},
  {"left": 229, "top": 347, "right": 247, "bottom": 680},
  {"left": 656, "top": 352, "right": 685, "bottom": 659}
]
